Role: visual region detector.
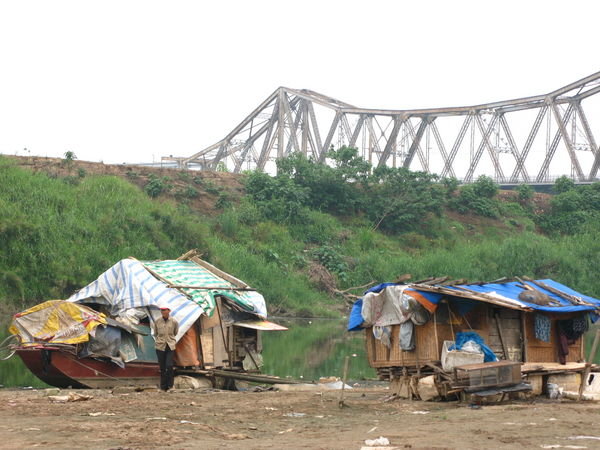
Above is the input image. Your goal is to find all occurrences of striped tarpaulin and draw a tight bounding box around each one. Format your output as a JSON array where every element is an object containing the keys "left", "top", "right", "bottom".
[
  {"left": 142, "top": 260, "right": 267, "bottom": 318},
  {"left": 66, "top": 259, "right": 202, "bottom": 341},
  {"left": 66, "top": 258, "right": 267, "bottom": 342}
]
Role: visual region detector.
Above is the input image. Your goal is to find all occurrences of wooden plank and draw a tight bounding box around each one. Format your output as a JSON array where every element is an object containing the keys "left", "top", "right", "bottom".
[
  {"left": 588, "top": 329, "right": 600, "bottom": 362},
  {"left": 166, "top": 284, "right": 257, "bottom": 291},
  {"left": 201, "top": 308, "right": 221, "bottom": 330},
  {"left": 455, "top": 360, "right": 520, "bottom": 370},
  {"left": 521, "top": 312, "right": 528, "bottom": 362},
  {"left": 521, "top": 362, "right": 588, "bottom": 373},
  {"left": 200, "top": 328, "right": 214, "bottom": 367},
  {"left": 212, "top": 326, "right": 227, "bottom": 367},
  {"left": 494, "top": 310, "right": 509, "bottom": 359},
  {"left": 189, "top": 256, "right": 250, "bottom": 288}
]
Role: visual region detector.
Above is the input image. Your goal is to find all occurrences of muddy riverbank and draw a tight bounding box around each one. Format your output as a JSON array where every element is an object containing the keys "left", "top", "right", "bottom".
[{"left": 1, "top": 387, "right": 599, "bottom": 449}]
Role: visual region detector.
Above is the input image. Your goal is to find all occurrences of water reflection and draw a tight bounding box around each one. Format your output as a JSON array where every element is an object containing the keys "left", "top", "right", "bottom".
[
  {"left": 261, "top": 318, "right": 376, "bottom": 382},
  {"left": 0, "top": 321, "right": 48, "bottom": 388}
]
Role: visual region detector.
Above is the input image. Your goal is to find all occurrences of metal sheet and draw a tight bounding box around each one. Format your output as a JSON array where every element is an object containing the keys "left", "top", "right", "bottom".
[{"left": 233, "top": 320, "right": 288, "bottom": 331}]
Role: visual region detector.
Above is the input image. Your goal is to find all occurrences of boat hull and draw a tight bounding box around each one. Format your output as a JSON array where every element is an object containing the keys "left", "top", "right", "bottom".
[{"left": 16, "top": 348, "right": 160, "bottom": 389}]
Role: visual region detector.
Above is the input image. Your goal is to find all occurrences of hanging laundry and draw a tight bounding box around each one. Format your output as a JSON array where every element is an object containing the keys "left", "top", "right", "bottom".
[
  {"left": 399, "top": 321, "right": 415, "bottom": 351},
  {"left": 372, "top": 326, "right": 392, "bottom": 348},
  {"left": 534, "top": 314, "right": 551, "bottom": 342},
  {"left": 557, "top": 314, "right": 589, "bottom": 364}
]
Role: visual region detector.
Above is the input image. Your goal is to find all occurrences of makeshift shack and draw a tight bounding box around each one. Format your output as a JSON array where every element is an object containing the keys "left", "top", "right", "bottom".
[
  {"left": 7, "top": 250, "right": 286, "bottom": 388},
  {"left": 348, "top": 277, "right": 600, "bottom": 400},
  {"left": 66, "top": 249, "right": 287, "bottom": 371}
]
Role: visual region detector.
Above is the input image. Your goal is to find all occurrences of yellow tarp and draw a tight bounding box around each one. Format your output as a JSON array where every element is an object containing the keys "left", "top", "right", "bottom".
[{"left": 9, "top": 300, "right": 107, "bottom": 345}]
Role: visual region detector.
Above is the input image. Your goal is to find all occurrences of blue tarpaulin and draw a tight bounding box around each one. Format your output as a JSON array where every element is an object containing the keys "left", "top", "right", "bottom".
[
  {"left": 450, "top": 331, "right": 498, "bottom": 362},
  {"left": 348, "top": 279, "right": 600, "bottom": 331},
  {"left": 450, "top": 279, "right": 600, "bottom": 313}
]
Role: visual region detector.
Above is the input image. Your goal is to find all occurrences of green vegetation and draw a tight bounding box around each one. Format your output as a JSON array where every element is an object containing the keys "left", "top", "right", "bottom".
[
  {"left": 0, "top": 156, "right": 330, "bottom": 317},
  {"left": 144, "top": 174, "right": 173, "bottom": 197},
  {"left": 537, "top": 177, "right": 600, "bottom": 235},
  {"left": 3, "top": 152, "right": 600, "bottom": 387},
  {"left": 4, "top": 152, "right": 600, "bottom": 310}
]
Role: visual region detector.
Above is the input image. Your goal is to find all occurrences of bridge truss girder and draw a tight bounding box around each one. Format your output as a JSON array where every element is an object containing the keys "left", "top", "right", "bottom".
[{"left": 165, "top": 72, "right": 600, "bottom": 182}]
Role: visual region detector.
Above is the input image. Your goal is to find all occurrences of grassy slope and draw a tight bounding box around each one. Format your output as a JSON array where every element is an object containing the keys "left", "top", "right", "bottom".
[
  {"left": 0, "top": 157, "right": 333, "bottom": 316},
  {"left": 3, "top": 155, "right": 600, "bottom": 314}
]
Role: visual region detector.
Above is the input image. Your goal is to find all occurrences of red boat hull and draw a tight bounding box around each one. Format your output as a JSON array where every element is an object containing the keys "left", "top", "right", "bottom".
[{"left": 16, "top": 348, "right": 160, "bottom": 389}]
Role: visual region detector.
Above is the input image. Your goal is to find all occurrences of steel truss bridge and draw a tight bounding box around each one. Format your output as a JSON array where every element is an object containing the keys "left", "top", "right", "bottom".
[{"left": 164, "top": 71, "right": 600, "bottom": 183}]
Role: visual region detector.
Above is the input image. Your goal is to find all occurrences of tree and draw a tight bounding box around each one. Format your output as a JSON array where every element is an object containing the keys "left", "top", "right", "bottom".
[
  {"left": 63, "top": 151, "right": 76, "bottom": 162},
  {"left": 553, "top": 175, "right": 575, "bottom": 194},
  {"left": 365, "top": 167, "right": 444, "bottom": 232},
  {"left": 326, "top": 146, "right": 371, "bottom": 183}
]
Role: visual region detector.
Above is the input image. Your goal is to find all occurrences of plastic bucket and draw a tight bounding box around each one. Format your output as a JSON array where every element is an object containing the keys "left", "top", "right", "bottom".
[{"left": 547, "top": 383, "right": 560, "bottom": 399}]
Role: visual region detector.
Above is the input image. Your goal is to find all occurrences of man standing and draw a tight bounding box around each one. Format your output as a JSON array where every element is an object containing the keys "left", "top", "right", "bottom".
[{"left": 153, "top": 306, "right": 179, "bottom": 391}]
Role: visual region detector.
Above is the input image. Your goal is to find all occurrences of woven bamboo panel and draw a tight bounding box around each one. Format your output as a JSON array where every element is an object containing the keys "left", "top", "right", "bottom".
[{"left": 367, "top": 321, "right": 445, "bottom": 368}]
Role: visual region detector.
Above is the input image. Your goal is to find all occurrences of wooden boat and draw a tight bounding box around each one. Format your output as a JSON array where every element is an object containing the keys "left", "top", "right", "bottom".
[
  {"left": 6, "top": 251, "right": 287, "bottom": 389},
  {"left": 15, "top": 345, "right": 159, "bottom": 389}
]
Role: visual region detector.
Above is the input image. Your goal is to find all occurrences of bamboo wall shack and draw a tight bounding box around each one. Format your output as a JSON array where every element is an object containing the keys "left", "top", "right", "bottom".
[{"left": 348, "top": 277, "right": 600, "bottom": 399}]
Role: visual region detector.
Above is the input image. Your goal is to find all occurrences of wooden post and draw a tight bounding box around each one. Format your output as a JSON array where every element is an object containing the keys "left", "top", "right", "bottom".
[
  {"left": 588, "top": 328, "right": 600, "bottom": 364},
  {"left": 578, "top": 364, "right": 591, "bottom": 401},
  {"left": 494, "top": 310, "right": 509, "bottom": 360},
  {"left": 579, "top": 329, "right": 600, "bottom": 400},
  {"left": 339, "top": 356, "right": 350, "bottom": 408},
  {"left": 521, "top": 312, "right": 528, "bottom": 362},
  {"left": 433, "top": 310, "right": 440, "bottom": 361},
  {"left": 215, "top": 298, "right": 232, "bottom": 368},
  {"left": 195, "top": 321, "right": 204, "bottom": 368}
]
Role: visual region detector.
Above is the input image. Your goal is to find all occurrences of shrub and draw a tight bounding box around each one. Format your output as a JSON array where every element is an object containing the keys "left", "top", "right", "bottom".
[
  {"left": 144, "top": 175, "right": 172, "bottom": 198},
  {"left": 472, "top": 175, "right": 498, "bottom": 198},
  {"left": 516, "top": 183, "right": 534, "bottom": 203},
  {"left": 311, "top": 245, "right": 349, "bottom": 281},
  {"left": 203, "top": 181, "right": 221, "bottom": 195},
  {"left": 177, "top": 171, "right": 191, "bottom": 181},
  {"left": 442, "top": 177, "right": 460, "bottom": 198},
  {"left": 449, "top": 176, "right": 501, "bottom": 218},
  {"left": 215, "top": 192, "right": 232, "bottom": 209},
  {"left": 245, "top": 171, "right": 310, "bottom": 224}
]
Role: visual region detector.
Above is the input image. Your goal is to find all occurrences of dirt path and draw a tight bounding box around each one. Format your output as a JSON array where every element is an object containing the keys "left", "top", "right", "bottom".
[{"left": 1, "top": 388, "right": 599, "bottom": 449}]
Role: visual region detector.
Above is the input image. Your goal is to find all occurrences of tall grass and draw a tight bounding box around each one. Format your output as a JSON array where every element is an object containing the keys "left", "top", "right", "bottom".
[
  {"left": 0, "top": 158, "right": 211, "bottom": 303},
  {"left": 205, "top": 237, "right": 335, "bottom": 317}
]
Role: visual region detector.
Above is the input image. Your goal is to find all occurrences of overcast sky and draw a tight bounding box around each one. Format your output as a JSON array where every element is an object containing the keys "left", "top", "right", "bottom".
[{"left": 0, "top": 0, "right": 598, "bottom": 164}]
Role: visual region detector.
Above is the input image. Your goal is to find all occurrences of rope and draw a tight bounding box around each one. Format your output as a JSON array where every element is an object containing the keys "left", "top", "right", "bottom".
[{"left": 447, "top": 302, "right": 455, "bottom": 342}]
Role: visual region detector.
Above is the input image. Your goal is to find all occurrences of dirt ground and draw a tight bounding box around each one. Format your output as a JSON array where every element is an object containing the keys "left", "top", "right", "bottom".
[{"left": 1, "top": 387, "right": 599, "bottom": 450}]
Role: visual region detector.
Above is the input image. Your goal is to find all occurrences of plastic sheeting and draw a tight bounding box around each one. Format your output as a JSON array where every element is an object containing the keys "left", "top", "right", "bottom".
[
  {"left": 450, "top": 279, "right": 600, "bottom": 313},
  {"left": 349, "top": 279, "right": 600, "bottom": 331},
  {"left": 143, "top": 260, "right": 267, "bottom": 318},
  {"left": 78, "top": 325, "right": 125, "bottom": 368},
  {"left": 67, "top": 258, "right": 269, "bottom": 342},
  {"left": 174, "top": 326, "right": 200, "bottom": 367},
  {"left": 450, "top": 331, "right": 497, "bottom": 363},
  {"left": 67, "top": 259, "right": 203, "bottom": 342},
  {"left": 9, "top": 300, "right": 107, "bottom": 344}
]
